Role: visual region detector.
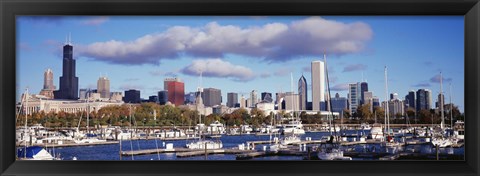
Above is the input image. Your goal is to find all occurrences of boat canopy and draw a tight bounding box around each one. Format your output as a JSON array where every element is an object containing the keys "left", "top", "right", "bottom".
[{"left": 17, "top": 146, "right": 44, "bottom": 158}]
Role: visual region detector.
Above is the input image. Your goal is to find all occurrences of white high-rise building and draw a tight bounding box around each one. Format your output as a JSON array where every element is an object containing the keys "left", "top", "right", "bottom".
[
  {"left": 349, "top": 83, "right": 361, "bottom": 113},
  {"left": 311, "top": 60, "right": 325, "bottom": 111},
  {"left": 240, "top": 95, "right": 246, "bottom": 108},
  {"left": 250, "top": 90, "right": 258, "bottom": 107}
]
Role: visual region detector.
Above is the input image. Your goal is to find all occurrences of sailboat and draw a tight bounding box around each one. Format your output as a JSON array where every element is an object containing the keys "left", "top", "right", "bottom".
[
  {"left": 16, "top": 88, "right": 58, "bottom": 160},
  {"left": 316, "top": 53, "right": 352, "bottom": 160},
  {"left": 431, "top": 72, "right": 455, "bottom": 148},
  {"left": 281, "top": 74, "right": 306, "bottom": 136},
  {"left": 186, "top": 71, "right": 223, "bottom": 150},
  {"left": 380, "top": 66, "right": 403, "bottom": 154},
  {"left": 74, "top": 92, "right": 107, "bottom": 144}
]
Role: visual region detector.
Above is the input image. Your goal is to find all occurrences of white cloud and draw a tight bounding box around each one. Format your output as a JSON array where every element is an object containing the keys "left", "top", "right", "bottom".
[
  {"left": 77, "top": 17, "right": 372, "bottom": 65},
  {"left": 180, "top": 59, "right": 255, "bottom": 82}
]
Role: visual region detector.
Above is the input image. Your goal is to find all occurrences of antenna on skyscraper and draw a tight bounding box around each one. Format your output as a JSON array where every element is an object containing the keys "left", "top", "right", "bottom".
[{"left": 68, "top": 32, "right": 72, "bottom": 45}]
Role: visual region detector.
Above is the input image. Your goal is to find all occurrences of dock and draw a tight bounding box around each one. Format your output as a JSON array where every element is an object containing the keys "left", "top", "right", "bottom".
[
  {"left": 176, "top": 149, "right": 255, "bottom": 158},
  {"left": 17, "top": 141, "right": 119, "bottom": 148},
  {"left": 121, "top": 148, "right": 193, "bottom": 156}
]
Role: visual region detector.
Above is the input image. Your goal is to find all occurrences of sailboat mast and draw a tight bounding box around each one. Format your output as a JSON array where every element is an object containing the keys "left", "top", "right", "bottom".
[
  {"left": 449, "top": 83, "right": 453, "bottom": 128},
  {"left": 440, "top": 72, "right": 444, "bottom": 129},
  {"left": 290, "top": 72, "right": 294, "bottom": 120},
  {"left": 86, "top": 92, "right": 89, "bottom": 133},
  {"left": 324, "top": 52, "right": 336, "bottom": 136},
  {"left": 384, "top": 66, "right": 389, "bottom": 135},
  {"left": 24, "top": 88, "right": 29, "bottom": 158}
]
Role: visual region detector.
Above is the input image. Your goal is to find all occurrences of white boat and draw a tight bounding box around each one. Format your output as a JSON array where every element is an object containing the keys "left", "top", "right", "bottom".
[
  {"left": 207, "top": 121, "right": 226, "bottom": 134},
  {"left": 360, "top": 123, "right": 371, "bottom": 130},
  {"left": 280, "top": 135, "right": 301, "bottom": 145},
  {"left": 240, "top": 124, "right": 253, "bottom": 134},
  {"left": 74, "top": 133, "right": 107, "bottom": 144},
  {"left": 317, "top": 146, "right": 352, "bottom": 160},
  {"left": 316, "top": 53, "right": 351, "bottom": 161},
  {"left": 453, "top": 120, "right": 464, "bottom": 140},
  {"left": 17, "top": 146, "right": 55, "bottom": 160},
  {"left": 186, "top": 140, "right": 223, "bottom": 149},
  {"left": 431, "top": 136, "right": 455, "bottom": 148},
  {"left": 368, "top": 124, "right": 384, "bottom": 140},
  {"left": 281, "top": 120, "right": 305, "bottom": 135}
]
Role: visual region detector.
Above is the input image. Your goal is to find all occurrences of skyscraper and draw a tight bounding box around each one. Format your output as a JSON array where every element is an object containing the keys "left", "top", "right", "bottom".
[
  {"left": 164, "top": 78, "right": 185, "bottom": 106},
  {"left": 311, "top": 60, "right": 325, "bottom": 111},
  {"left": 124, "top": 89, "right": 140, "bottom": 103},
  {"left": 416, "top": 89, "right": 432, "bottom": 112},
  {"left": 227, "top": 92, "right": 238, "bottom": 108},
  {"left": 39, "top": 68, "right": 56, "bottom": 99},
  {"left": 240, "top": 95, "right": 246, "bottom": 108},
  {"left": 360, "top": 82, "right": 368, "bottom": 105},
  {"left": 348, "top": 83, "right": 360, "bottom": 113},
  {"left": 250, "top": 90, "right": 258, "bottom": 107},
  {"left": 158, "top": 90, "right": 168, "bottom": 105},
  {"left": 97, "top": 76, "right": 110, "bottom": 99},
  {"left": 298, "top": 75, "right": 308, "bottom": 110},
  {"left": 54, "top": 37, "right": 78, "bottom": 100},
  {"left": 405, "top": 90, "right": 416, "bottom": 109},
  {"left": 363, "top": 91, "right": 374, "bottom": 112},
  {"left": 202, "top": 88, "right": 222, "bottom": 107}
]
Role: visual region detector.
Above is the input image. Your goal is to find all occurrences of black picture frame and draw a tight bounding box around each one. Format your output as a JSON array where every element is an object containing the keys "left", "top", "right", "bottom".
[{"left": 1, "top": 0, "right": 479, "bottom": 176}]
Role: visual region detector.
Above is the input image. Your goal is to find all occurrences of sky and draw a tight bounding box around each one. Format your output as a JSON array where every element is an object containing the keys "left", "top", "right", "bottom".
[{"left": 16, "top": 16, "right": 465, "bottom": 112}]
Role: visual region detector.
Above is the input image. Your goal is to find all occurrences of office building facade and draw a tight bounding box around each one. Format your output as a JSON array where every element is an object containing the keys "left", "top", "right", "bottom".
[
  {"left": 227, "top": 92, "right": 238, "bottom": 108},
  {"left": 97, "top": 76, "right": 110, "bottom": 99},
  {"left": 405, "top": 90, "right": 416, "bottom": 109},
  {"left": 348, "top": 83, "right": 360, "bottom": 113},
  {"left": 164, "top": 78, "right": 185, "bottom": 106},
  {"left": 298, "top": 75, "right": 308, "bottom": 110},
  {"left": 360, "top": 82, "right": 368, "bottom": 105},
  {"left": 416, "top": 89, "right": 432, "bottom": 112},
  {"left": 311, "top": 60, "right": 325, "bottom": 111},
  {"left": 54, "top": 40, "right": 79, "bottom": 100},
  {"left": 124, "top": 89, "right": 141, "bottom": 103},
  {"left": 331, "top": 93, "right": 348, "bottom": 114},
  {"left": 39, "top": 68, "right": 56, "bottom": 99},
  {"left": 202, "top": 88, "right": 222, "bottom": 107}
]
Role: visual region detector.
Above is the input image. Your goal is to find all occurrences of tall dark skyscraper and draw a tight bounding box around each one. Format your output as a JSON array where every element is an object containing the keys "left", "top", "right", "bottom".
[
  {"left": 405, "top": 90, "right": 416, "bottom": 109},
  {"left": 298, "top": 75, "right": 308, "bottom": 110},
  {"left": 416, "top": 89, "right": 432, "bottom": 112},
  {"left": 54, "top": 37, "right": 79, "bottom": 100},
  {"left": 360, "top": 82, "right": 368, "bottom": 105},
  {"left": 227, "top": 92, "right": 238, "bottom": 108}
]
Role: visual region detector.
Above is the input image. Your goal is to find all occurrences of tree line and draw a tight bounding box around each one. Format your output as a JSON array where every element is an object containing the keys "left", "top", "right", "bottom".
[{"left": 16, "top": 102, "right": 464, "bottom": 128}]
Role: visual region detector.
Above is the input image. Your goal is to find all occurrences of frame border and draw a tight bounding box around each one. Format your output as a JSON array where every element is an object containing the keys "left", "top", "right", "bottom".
[{"left": 1, "top": 0, "right": 479, "bottom": 176}]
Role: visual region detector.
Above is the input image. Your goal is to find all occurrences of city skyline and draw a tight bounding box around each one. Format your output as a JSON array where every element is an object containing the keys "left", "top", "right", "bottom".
[{"left": 17, "top": 16, "right": 464, "bottom": 112}]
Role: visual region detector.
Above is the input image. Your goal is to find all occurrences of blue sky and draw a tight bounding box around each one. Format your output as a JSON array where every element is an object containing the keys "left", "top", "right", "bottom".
[{"left": 16, "top": 16, "right": 464, "bottom": 112}]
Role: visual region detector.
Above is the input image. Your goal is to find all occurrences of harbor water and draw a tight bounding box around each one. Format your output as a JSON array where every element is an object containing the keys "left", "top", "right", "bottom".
[{"left": 39, "top": 131, "right": 464, "bottom": 161}]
